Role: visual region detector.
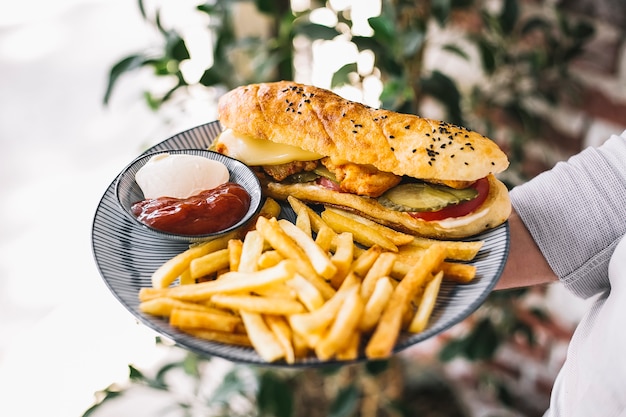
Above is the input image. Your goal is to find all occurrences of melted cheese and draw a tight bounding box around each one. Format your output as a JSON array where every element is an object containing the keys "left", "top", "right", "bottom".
[
  {"left": 435, "top": 208, "right": 489, "bottom": 229},
  {"left": 217, "top": 129, "right": 322, "bottom": 165}
]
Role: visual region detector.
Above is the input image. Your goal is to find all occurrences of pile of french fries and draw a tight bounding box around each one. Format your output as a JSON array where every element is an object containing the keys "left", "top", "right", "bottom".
[{"left": 138, "top": 196, "right": 483, "bottom": 363}]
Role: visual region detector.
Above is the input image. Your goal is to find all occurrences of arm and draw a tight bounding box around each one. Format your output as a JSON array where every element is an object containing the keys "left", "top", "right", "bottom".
[
  {"left": 495, "top": 208, "right": 557, "bottom": 290},
  {"left": 495, "top": 132, "right": 626, "bottom": 297}
]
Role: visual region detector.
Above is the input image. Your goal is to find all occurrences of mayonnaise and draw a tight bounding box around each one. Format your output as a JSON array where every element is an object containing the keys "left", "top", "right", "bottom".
[
  {"left": 135, "top": 153, "right": 230, "bottom": 199},
  {"left": 435, "top": 208, "right": 489, "bottom": 229}
]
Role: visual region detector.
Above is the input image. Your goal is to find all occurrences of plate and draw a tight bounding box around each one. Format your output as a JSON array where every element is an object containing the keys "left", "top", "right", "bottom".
[{"left": 92, "top": 120, "right": 510, "bottom": 367}]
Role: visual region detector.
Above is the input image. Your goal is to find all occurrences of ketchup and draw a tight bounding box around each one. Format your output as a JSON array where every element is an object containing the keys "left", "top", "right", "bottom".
[{"left": 131, "top": 182, "right": 251, "bottom": 235}]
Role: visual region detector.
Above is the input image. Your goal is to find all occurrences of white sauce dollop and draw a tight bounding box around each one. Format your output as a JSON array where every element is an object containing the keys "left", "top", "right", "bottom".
[
  {"left": 435, "top": 208, "right": 489, "bottom": 229},
  {"left": 135, "top": 153, "right": 230, "bottom": 199}
]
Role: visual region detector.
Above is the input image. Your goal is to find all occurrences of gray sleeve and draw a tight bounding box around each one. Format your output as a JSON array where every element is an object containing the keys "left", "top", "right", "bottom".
[{"left": 509, "top": 132, "right": 626, "bottom": 299}]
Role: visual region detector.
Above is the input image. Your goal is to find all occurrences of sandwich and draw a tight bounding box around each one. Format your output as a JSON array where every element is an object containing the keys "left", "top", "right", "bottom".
[{"left": 214, "top": 81, "right": 511, "bottom": 239}]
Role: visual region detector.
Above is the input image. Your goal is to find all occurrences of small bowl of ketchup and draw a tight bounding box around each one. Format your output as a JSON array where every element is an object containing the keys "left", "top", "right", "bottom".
[{"left": 115, "top": 149, "right": 263, "bottom": 243}]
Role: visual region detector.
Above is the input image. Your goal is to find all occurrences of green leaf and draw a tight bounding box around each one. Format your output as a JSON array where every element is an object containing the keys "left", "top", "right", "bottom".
[
  {"left": 80, "top": 385, "right": 124, "bottom": 417},
  {"left": 401, "top": 29, "right": 425, "bottom": 57},
  {"left": 103, "top": 54, "right": 146, "bottom": 105},
  {"left": 209, "top": 368, "right": 248, "bottom": 405},
  {"left": 368, "top": 15, "right": 396, "bottom": 47},
  {"left": 465, "top": 318, "right": 500, "bottom": 360},
  {"left": 420, "top": 71, "right": 463, "bottom": 125},
  {"left": 570, "top": 20, "right": 595, "bottom": 41},
  {"left": 255, "top": 0, "right": 279, "bottom": 15},
  {"left": 364, "top": 359, "right": 389, "bottom": 375},
  {"left": 498, "top": 0, "right": 519, "bottom": 35},
  {"left": 329, "top": 384, "right": 360, "bottom": 417},
  {"left": 438, "top": 338, "right": 468, "bottom": 362},
  {"left": 164, "top": 33, "right": 190, "bottom": 61},
  {"left": 128, "top": 364, "right": 147, "bottom": 382},
  {"left": 293, "top": 21, "right": 341, "bottom": 41},
  {"left": 379, "top": 78, "right": 412, "bottom": 111},
  {"left": 331, "top": 63, "right": 358, "bottom": 89},
  {"left": 441, "top": 43, "right": 470, "bottom": 61},
  {"left": 475, "top": 38, "right": 497, "bottom": 74},
  {"left": 257, "top": 372, "right": 294, "bottom": 417},
  {"left": 432, "top": 0, "right": 452, "bottom": 26},
  {"left": 199, "top": 66, "right": 226, "bottom": 87}
]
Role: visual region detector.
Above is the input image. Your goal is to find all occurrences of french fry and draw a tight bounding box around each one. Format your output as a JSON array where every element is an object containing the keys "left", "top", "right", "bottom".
[
  {"left": 321, "top": 208, "right": 398, "bottom": 252},
  {"left": 211, "top": 294, "right": 305, "bottom": 315},
  {"left": 151, "top": 232, "right": 235, "bottom": 288},
  {"left": 265, "top": 315, "right": 296, "bottom": 364},
  {"left": 360, "top": 252, "right": 397, "bottom": 302},
  {"left": 438, "top": 262, "right": 477, "bottom": 283},
  {"left": 184, "top": 328, "right": 252, "bottom": 347},
  {"left": 256, "top": 216, "right": 335, "bottom": 299},
  {"left": 259, "top": 197, "right": 282, "bottom": 219},
  {"left": 350, "top": 245, "right": 383, "bottom": 277},
  {"left": 292, "top": 331, "right": 311, "bottom": 359},
  {"left": 165, "top": 260, "right": 296, "bottom": 302},
  {"left": 139, "top": 287, "right": 173, "bottom": 302},
  {"left": 286, "top": 274, "right": 325, "bottom": 312},
  {"left": 287, "top": 196, "right": 327, "bottom": 233},
  {"left": 408, "top": 270, "right": 444, "bottom": 333},
  {"left": 335, "top": 331, "right": 360, "bottom": 361},
  {"left": 139, "top": 297, "right": 231, "bottom": 317},
  {"left": 228, "top": 239, "right": 243, "bottom": 272},
  {"left": 295, "top": 206, "right": 312, "bottom": 236},
  {"left": 253, "top": 282, "right": 298, "bottom": 300},
  {"left": 315, "top": 285, "right": 364, "bottom": 360},
  {"left": 179, "top": 268, "right": 195, "bottom": 285},
  {"left": 189, "top": 248, "right": 231, "bottom": 280},
  {"left": 324, "top": 207, "right": 414, "bottom": 246},
  {"left": 391, "top": 260, "right": 477, "bottom": 284},
  {"left": 329, "top": 232, "right": 354, "bottom": 288},
  {"left": 410, "top": 236, "right": 484, "bottom": 261},
  {"left": 314, "top": 225, "right": 336, "bottom": 253},
  {"left": 170, "top": 309, "right": 245, "bottom": 333},
  {"left": 278, "top": 219, "right": 337, "bottom": 280},
  {"left": 240, "top": 311, "right": 285, "bottom": 362},
  {"left": 365, "top": 244, "right": 446, "bottom": 359},
  {"left": 238, "top": 230, "right": 265, "bottom": 273},
  {"left": 360, "top": 276, "right": 394, "bottom": 332},
  {"left": 289, "top": 273, "right": 359, "bottom": 337},
  {"left": 257, "top": 250, "right": 284, "bottom": 269}
]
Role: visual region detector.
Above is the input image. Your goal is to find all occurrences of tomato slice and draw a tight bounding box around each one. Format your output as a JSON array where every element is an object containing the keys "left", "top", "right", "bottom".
[{"left": 408, "top": 177, "right": 490, "bottom": 221}]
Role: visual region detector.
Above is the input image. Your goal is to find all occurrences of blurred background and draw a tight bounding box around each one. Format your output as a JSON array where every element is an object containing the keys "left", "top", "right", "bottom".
[{"left": 1, "top": 0, "right": 625, "bottom": 416}]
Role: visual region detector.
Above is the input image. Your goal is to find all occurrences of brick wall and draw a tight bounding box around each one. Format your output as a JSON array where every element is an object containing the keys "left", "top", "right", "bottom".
[{"left": 555, "top": 0, "right": 626, "bottom": 149}]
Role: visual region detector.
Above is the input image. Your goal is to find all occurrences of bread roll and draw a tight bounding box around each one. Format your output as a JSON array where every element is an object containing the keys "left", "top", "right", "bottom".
[
  {"left": 218, "top": 81, "right": 509, "bottom": 183},
  {"left": 266, "top": 174, "right": 511, "bottom": 239}
]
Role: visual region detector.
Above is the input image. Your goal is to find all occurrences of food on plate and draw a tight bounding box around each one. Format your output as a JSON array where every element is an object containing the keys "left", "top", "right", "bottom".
[
  {"left": 135, "top": 152, "right": 229, "bottom": 199},
  {"left": 131, "top": 183, "right": 251, "bottom": 235},
  {"left": 130, "top": 152, "right": 251, "bottom": 235},
  {"left": 214, "top": 81, "right": 511, "bottom": 239},
  {"left": 138, "top": 197, "right": 484, "bottom": 363}
]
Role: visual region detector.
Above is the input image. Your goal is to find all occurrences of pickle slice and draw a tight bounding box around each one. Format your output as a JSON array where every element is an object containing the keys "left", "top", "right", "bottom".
[
  {"left": 378, "top": 182, "right": 478, "bottom": 212},
  {"left": 286, "top": 171, "right": 320, "bottom": 183},
  {"left": 313, "top": 165, "right": 338, "bottom": 182}
]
